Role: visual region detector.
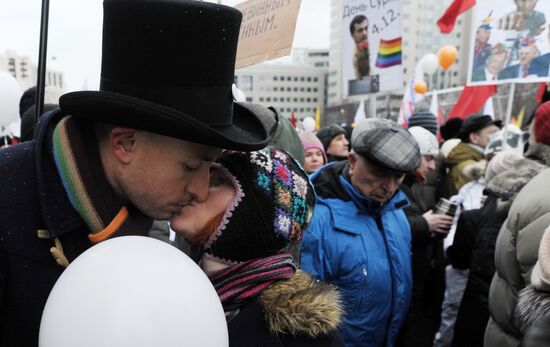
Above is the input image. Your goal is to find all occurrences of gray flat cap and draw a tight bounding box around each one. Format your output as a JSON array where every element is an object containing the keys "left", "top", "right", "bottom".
[{"left": 352, "top": 119, "right": 421, "bottom": 173}]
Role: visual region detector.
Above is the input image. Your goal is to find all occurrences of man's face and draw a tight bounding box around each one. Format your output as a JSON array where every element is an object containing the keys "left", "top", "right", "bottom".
[
  {"left": 326, "top": 134, "right": 349, "bottom": 158},
  {"left": 476, "top": 29, "right": 491, "bottom": 44},
  {"left": 118, "top": 132, "right": 221, "bottom": 220},
  {"left": 519, "top": 45, "right": 537, "bottom": 66},
  {"left": 515, "top": 0, "right": 537, "bottom": 13},
  {"left": 349, "top": 153, "right": 404, "bottom": 204},
  {"left": 486, "top": 52, "right": 507, "bottom": 74},
  {"left": 470, "top": 124, "right": 500, "bottom": 148},
  {"left": 415, "top": 155, "right": 436, "bottom": 182},
  {"left": 352, "top": 20, "right": 369, "bottom": 44}
]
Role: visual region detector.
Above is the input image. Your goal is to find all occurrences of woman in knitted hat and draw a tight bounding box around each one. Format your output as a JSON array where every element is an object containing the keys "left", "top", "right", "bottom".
[
  {"left": 171, "top": 147, "right": 343, "bottom": 346},
  {"left": 300, "top": 131, "right": 327, "bottom": 174}
]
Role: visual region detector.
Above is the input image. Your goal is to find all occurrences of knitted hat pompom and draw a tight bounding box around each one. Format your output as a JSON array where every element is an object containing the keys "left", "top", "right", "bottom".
[{"left": 204, "top": 147, "right": 316, "bottom": 264}]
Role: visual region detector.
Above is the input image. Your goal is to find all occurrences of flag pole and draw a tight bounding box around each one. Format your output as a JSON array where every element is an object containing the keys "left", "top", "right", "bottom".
[
  {"left": 502, "top": 83, "right": 516, "bottom": 150},
  {"left": 35, "top": 0, "right": 50, "bottom": 130}
]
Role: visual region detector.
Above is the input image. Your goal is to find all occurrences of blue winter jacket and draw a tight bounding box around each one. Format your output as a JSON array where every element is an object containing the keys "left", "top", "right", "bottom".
[{"left": 300, "top": 161, "right": 413, "bottom": 347}]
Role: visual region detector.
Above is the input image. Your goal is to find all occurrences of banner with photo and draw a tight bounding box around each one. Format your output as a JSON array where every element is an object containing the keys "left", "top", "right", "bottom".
[
  {"left": 468, "top": 0, "right": 550, "bottom": 86},
  {"left": 341, "top": 0, "right": 405, "bottom": 97}
]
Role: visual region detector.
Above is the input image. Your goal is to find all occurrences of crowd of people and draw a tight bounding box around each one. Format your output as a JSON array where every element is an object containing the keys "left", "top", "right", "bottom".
[{"left": 2, "top": 0, "right": 550, "bottom": 347}]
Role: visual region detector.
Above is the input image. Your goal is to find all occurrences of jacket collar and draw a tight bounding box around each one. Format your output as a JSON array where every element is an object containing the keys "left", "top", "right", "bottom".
[{"left": 35, "top": 108, "right": 86, "bottom": 238}]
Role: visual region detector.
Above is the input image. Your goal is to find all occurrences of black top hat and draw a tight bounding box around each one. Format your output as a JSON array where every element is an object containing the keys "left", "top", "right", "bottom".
[{"left": 59, "top": 0, "right": 270, "bottom": 151}]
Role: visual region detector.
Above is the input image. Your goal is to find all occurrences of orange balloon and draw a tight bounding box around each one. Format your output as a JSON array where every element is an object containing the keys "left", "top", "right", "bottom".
[
  {"left": 413, "top": 81, "right": 427, "bottom": 94},
  {"left": 437, "top": 45, "right": 458, "bottom": 71}
]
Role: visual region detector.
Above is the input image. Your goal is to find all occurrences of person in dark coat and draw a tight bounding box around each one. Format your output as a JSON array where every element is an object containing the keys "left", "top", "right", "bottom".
[
  {"left": 170, "top": 147, "right": 344, "bottom": 346},
  {"left": 316, "top": 124, "right": 350, "bottom": 162},
  {"left": 451, "top": 153, "right": 545, "bottom": 347},
  {"left": 0, "top": 1, "right": 272, "bottom": 346},
  {"left": 397, "top": 127, "right": 453, "bottom": 347}
]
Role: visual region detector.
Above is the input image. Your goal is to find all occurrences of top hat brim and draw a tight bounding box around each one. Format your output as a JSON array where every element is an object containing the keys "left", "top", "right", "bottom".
[{"left": 59, "top": 91, "right": 271, "bottom": 151}]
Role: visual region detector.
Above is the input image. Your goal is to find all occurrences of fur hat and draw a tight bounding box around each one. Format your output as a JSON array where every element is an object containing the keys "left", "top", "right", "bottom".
[
  {"left": 59, "top": 0, "right": 270, "bottom": 151},
  {"left": 440, "top": 118, "right": 463, "bottom": 140},
  {"left": 534, "top": 101, "right": 550, "bottom": 145},
  {"left": 204, "top": 147, "right": 315, "bottom": 264},
  {"left": 300, "top": 131, "right": 327, "bottom": 164}
]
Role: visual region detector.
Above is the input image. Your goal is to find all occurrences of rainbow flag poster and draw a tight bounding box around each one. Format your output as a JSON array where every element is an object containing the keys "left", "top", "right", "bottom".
[{"left": 375, "top": 37, "right": 402, "bottom": 68}]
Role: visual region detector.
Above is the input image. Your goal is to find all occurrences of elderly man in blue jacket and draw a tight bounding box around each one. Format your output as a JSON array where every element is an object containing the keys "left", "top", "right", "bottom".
[{"left": 301, "top": 119, "right": 421, "bottom": 347}]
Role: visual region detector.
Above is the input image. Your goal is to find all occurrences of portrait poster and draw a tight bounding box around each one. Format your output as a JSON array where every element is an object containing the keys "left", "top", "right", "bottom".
[
  {"left": 467, "top": 0, "right": 550, "bottom": 86},
  {"left": 341, "top": 0, "right": 405, "bottom": 97},
  {"left": 235, "top": 0, "right": 302, "bottom": 69}
]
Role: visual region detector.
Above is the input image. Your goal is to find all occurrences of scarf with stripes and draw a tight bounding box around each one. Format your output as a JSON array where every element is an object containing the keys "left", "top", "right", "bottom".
[
  {"left": 52, "top": 116, "right": 152, "bottom": 244},
  {"left": 207, "top": 253, "right": 296, "bottom": 315}
]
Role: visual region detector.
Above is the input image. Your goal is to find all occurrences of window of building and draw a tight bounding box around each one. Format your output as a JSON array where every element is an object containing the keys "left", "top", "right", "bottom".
[
  {"left": 313, "top": 98, "right": 318, "bottom": 102},
  {"left": 307, "top": 98, "right": 311, "bottom": 102},
  {"left": 273, "top": 97, "right": 278, "bottom": 102},
  {"left": 313, "top": 88, "right": 318, "bottom": 92},
  {"left": 313, "top": 77, "right": 318, "bottom": 82},
  {"left": 287, "top": 76, "right": 292, "bottom": 81},
  {"left": 274, "top": 76, "right": 278, "bottom": 81},
  {"left": 300, "top": 108, "right": 304, "bottom": 112},
  {"left": 293, "top": 97, "right": 298, "bottom": 102},
  {"left": 287, "top": 108, "right": 292, "bottom": 112},
  {"left": 307, "top": 88, "right": 311, "bottom": 92},
  {"left": 293, "top": 108, "right": 298, "bottom": 112},
  {"left": 287, "top": 87, "right": 292, "bottom": 91},
  {"left": 274, "top": 87, "right": 278, "bottom": 91},
  {"left": 300, "top": 87, "right": 305, "bottom": 92},
  {"left": 241, "top": 75, "right": 253, "bottom": 91},
  {"left": 300, "top": 77, "right": 305, "bottom": 81},
  {"left": 293, "top": 87, "right": 298, "bottom": 92},
  {"left": 287, "top": 97, "right": 291, "bottom": 102},
  {"left": 307, "top": 77, "right": 311, "bottom": 82},
  {"left": 266, "top": 97, "right": 271, "bottom": 102},
  {"left": 259, "top": 97, "right": 264, "bottom": 102},
  {"left": 246, "top": 97, "right": 253, "bottom": 102},
  {"left": 293, "top": 77, "right": 298, "bottom": 82},
  {"left": 300, "top": 97, "right": 304, "bottom": 102}
]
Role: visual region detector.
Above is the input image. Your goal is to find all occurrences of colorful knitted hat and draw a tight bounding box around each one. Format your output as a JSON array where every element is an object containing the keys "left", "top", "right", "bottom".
[
  {"left": 300, "top": 131, "right": 327, "bottom": 164},
  {"left": 203, "top": 147, "right": 316, "bottom": 264}
]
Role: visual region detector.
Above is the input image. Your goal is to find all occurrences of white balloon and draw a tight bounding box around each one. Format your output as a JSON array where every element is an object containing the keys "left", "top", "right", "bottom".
[
  {"left": 39, "top": 236, "right": 228, "bottom": 347},
  {"left": 419, "top": 54, "right": 439, "bottom": 76},
  {"left": 302, "top": 117, "right": 316, "bottom": 132},
  {"left": 0, "top": 71, "right": 22, "bottom": 128}
]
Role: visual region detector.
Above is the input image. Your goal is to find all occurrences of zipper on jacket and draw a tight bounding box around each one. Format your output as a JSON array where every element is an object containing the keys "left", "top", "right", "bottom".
[{"left": 375, "top": 213, "right": 396, "bottom": 347}]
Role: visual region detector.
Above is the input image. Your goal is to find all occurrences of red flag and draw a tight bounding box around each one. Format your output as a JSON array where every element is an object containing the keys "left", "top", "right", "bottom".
[
  {"left": 447, "top": 85, "right": 497, "bottom": 120},
  {"left": 536, "top": 83, "right": 548, "bottom": 103},
  {"left": 437, "top": 0, "right": 476, "bottom": 33},
  {"left": 290, "top": 112, "right": 297, "bottom": 128}
]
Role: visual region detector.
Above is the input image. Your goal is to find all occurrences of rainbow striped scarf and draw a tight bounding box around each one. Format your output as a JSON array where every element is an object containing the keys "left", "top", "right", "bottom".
[
  {"left": 52, "top": 116, "right": 151, "bottom": 243},
  {"left": 207, "top": 253, "right": 296, "bottom": 316}
]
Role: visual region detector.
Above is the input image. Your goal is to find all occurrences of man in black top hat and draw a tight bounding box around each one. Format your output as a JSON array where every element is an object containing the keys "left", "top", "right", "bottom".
[
  {"left": 0, "top": 1, "right": 271, "bottom": 345},
  {"left": 444, "top": 115, "right": 501, "bottom": 196}
]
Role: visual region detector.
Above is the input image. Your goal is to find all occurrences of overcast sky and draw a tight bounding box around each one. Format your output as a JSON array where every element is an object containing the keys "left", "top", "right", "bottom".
[{"left": 0, "top": 0, "right": 330, "bottom": 92}]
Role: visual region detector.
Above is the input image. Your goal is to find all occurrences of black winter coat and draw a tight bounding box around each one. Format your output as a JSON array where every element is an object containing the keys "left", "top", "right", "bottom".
[{"left": 397, "top": 176, "right": 445, "bottom": 347}]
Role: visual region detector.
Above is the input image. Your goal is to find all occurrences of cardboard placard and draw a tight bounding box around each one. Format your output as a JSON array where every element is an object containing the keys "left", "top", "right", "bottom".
[{"left": 235, "top": 0, "right": 302, "bottom": 69}]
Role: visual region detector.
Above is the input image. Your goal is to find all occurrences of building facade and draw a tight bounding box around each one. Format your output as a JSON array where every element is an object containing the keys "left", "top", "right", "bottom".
[
  {"left": 235, "top": 62, "right": 327, "bottom": 120},
  {"left": 0, "top": 50, "right": 65, "bottom": 90}
]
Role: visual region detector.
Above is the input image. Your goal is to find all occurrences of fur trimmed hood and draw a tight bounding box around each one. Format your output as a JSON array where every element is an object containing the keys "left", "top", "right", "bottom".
[
  {"left": 526, "top": 143, "right": 550, "bottom": 166},
  {"left": 515, "top": 285, "right": 550, "bottom": 334},
  {"left": 259, "top": 270, "right": 343, "bottom": 338},
  {"left": 485, "top": 158, "right": 546, "bottom": 212}
]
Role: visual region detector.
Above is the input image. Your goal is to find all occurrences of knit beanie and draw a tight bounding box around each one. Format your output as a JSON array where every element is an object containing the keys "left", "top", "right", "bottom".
[
  {"left": 485, "top": 151, "right": 523, "bottom": 182},
  {"left": 534, "top": 101, "right": 550, "bottom": 145},
  {"left": 300, "top": 131, "right": 327, "bottom": 164},
  {"left": 316, "top": 124, "right": 347, "bottom": 150},
  {"left": 408, "top": 126, "right": 439, "bottom": 156},
  {"left": 408, "top": 111, "right": 438, "bottom": 136},
  {"left": 203, "top": 147, "right": 316, "bottom": 264}
]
